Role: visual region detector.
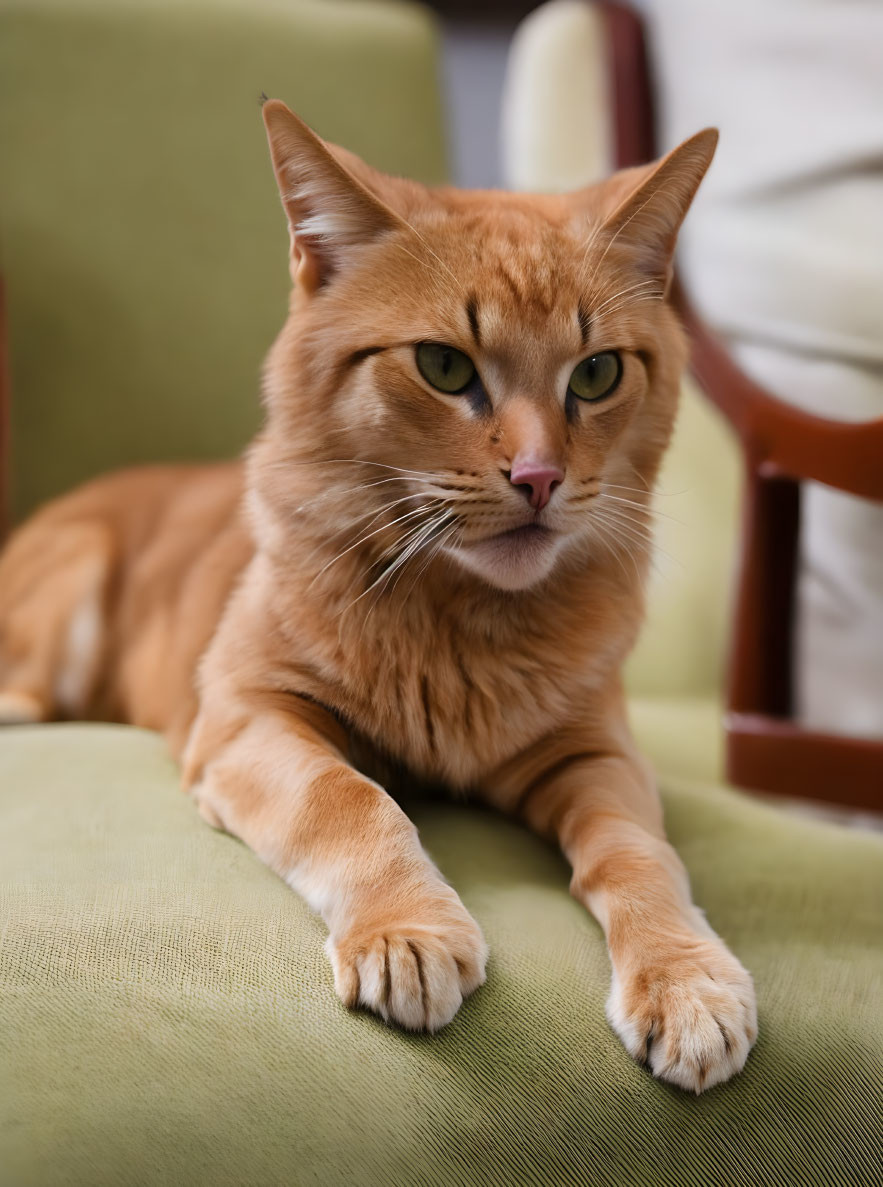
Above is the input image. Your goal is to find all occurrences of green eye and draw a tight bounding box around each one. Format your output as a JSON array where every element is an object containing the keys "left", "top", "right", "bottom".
[
  {"left": 568, "top": 351, "right": 623, "bottom": 402},
  {"left": 415, "top": 342, "right": 476, "bottom": 394}
]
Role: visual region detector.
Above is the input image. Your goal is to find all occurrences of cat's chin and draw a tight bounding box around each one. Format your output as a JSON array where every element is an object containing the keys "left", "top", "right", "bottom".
[{"left": 447, "top": 525, "right": 565, "bottom": 592}]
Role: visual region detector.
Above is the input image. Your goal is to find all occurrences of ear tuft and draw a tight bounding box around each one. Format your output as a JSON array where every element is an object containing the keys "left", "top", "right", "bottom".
[
  {"left": 261, "top": 100, "right": 398, "bottom": 279},
  {"left": 600, "top": 127, "right": 718, "bottom": 284}
]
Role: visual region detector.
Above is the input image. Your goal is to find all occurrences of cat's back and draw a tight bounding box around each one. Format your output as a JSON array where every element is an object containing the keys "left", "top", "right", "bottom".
[
  {"left": 6, "top": 461, "right": 239, "bottom": 540},
  {"left": 0, "top": 461, "right": 251, "bottom": 742},
  {"left": 0, "top": 462, "right": 248, "bottom": 599}
]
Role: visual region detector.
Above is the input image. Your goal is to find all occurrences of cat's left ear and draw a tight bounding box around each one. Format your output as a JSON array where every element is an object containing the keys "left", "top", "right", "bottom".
[
  {"left": 590, "top": 128, "right": 718, "bottom": 289},
  {"left": 262, "top": 99, "right": 403, "bottom": 292}
]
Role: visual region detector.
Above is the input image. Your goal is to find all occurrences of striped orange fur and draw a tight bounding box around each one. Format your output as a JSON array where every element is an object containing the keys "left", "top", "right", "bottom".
[{"left": 0, "top": 103, "right": 755, "bottom": 1090}]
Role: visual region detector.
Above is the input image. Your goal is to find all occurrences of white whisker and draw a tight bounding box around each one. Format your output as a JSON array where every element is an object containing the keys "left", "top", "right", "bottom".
[
  {"left": 308, "top": 502, "right": 440, "bottom": 587},
  {"left": 584, "top": 185, "right": 665, "bottom": 297},
  {"left": 592, "top": 507, "right": 654, "bottom": 552},
  {"left": 294, "top": 476, "right": 420, "bottom": 515},
  {"left": 339, "top": 510, "right": 455, "bottom": 622},
  {"left": 603, "top": 481, "right": 687, "bottom": 499},
  {"left": 395, "top": 214, "right": 465, "bottom": 294},
  {"left": 591, "top": 279, "right": 664, "bottom": 317},
  {"left": 592, "top": 505, "right": 681, "bottom": 575},
  {"left": 593, "top": 505, "right": 657, "bottom": 549},
  {"left": 391, "top": 241, "right": 449, "bottom": 294},
  {"left": 394, "top": 519, "right": 462, "bottom": 617},
  {"left": 587, "top": 510, "right": 646, "bottom": 584},
  {"left": 599, "top": 491, "right": 684, "bottom": 527}
]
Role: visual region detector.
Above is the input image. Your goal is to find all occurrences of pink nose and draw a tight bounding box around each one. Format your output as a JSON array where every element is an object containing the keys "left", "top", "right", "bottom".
[{"left": 508, "top": 458, "right": 565, "bottom": 511}]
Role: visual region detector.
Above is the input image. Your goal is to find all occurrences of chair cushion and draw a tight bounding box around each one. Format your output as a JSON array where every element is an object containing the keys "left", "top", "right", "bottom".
[
  {"left": 624, "top": 379, "right": 741, "bottom": 702},
  {"left": 2, "top": 724, "right": 880, "bottom": 1184},
  {"left": 629, "top": 694, "right": 725, "bottom": 785}
]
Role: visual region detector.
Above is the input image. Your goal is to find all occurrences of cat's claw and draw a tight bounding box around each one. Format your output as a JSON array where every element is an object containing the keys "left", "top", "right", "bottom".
[
  {"left": 327, "top": 912, "right": 488, "bottom": 1032},
  {"left": 607, "top": 939, "right": 757, "bottom": 1093}
]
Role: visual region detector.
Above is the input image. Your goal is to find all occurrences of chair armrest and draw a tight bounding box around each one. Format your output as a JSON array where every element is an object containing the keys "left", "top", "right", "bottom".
[{"left": 674, "top": 282, "right": 883, "bottom": 502}]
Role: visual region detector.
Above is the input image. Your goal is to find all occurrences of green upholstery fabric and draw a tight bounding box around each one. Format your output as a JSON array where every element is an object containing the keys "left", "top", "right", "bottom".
[
  {"left": 625, "top": 379, "right": 741, "bottom": 701},
  {"left": 0, "top": 0, "right": 447, "bottom": 521},
  {"left": 629, "top": 694, "right": 725, "bottom": 785},
  {"left": 2, "top": 725, "right": 881, "bottom": 1186}
]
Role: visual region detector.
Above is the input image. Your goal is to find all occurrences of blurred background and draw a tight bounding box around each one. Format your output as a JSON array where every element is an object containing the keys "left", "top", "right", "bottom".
[{"left": 437, "top": 0, "right": 535, "bottom": 188}]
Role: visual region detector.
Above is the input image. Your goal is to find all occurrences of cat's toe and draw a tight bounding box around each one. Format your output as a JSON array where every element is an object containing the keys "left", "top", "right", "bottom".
[
  {"left": 608, "top": 942, "right": 757, "bottom": 1093},
  {"left": 327, "top": 916, "right": 487, "bottom": 1032}
]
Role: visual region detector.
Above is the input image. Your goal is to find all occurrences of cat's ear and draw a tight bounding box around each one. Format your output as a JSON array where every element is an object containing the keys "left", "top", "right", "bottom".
[
  {"left": 592, "top": 128, "right": 718, "bottom": 287},
  {"left": 261, "top": 100, "right": 401, "bottom": 292}
]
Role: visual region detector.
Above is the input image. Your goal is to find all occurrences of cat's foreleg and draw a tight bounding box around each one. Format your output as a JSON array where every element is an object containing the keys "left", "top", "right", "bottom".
[
  {"left": 182, "top": 697, "right": 487, "bottom": 1031},
  {"left": 485, "top": 728, "right": 757, "bottom": 1093}
]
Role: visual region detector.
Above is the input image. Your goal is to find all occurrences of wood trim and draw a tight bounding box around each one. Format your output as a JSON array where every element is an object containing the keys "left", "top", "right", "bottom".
[
  {"left": 727, "top": 470, "right": 800, "bottom": 718},
  {"left": 677, "top": 284, "right": 883, "bottom": 502},
  {"left": 726, "top": 714, "right": 883, "bottom": 812},
  {"left": 598, "top": 1, "right": 656, "bottom": 168}
]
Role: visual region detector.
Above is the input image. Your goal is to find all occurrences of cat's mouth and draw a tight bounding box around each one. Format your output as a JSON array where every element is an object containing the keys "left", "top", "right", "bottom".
[
  {"left": 494, "top": 522, "right": 550, "bottom": 540},
  {"left": 451, "top": 521, "right": 564, "bottom": 590},
  {"left": 465, "top": 520, "right": 557, "bottom": 549}
]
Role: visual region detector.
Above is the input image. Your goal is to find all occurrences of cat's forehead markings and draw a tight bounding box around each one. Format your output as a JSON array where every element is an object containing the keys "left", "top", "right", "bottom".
[
  {"left": 465, "top": 293, "right": 481, "bottom": 348},
  {"left": 437, "top": 210, "right": 586, "bottom": 350},
  {"left": 470, "top": 257, "right": 580, "bottom": 358},
  {"left": 469, "top": 233, "right": 579, "bottom": 327},
  {"left": 485, "top": 259, "right": 557, "bottom": 321},
  {"left": 577, "top": 300, "right": 591, "bottom": 347}
]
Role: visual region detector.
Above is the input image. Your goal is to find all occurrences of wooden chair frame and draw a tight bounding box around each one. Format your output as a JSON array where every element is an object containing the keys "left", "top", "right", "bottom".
[{"left": 598, "top": 0, "right": 883, "bottom": 809}]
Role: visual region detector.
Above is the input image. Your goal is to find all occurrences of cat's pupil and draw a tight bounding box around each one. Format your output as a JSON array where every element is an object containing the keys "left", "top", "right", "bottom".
[{"left": 442, "top": 351, "right": 452, "bottom": 375}]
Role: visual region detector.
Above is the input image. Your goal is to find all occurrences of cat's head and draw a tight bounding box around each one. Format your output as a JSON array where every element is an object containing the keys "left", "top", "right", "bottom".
[{"left": 255, "top": 101, "right": 716, "bottom": 594}]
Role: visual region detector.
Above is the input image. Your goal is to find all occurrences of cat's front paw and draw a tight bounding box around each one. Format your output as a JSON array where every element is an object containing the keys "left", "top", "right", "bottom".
[
  {"left": 326, "top": 894, "right": 488, "bottom": 1032},
  {"left": 608, "top": 937, "right": 757, "bottom": 1093}
]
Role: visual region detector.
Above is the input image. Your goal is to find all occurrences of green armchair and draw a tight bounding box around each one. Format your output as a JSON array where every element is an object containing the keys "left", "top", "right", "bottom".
[{"left": 1, "top": 2, "right": 880, "bottom": 1184}]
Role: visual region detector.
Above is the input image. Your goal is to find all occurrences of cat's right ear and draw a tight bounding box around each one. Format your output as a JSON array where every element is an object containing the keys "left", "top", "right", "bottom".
[{"left": 261, "top": 100, "right": 399, "bottom": 294}]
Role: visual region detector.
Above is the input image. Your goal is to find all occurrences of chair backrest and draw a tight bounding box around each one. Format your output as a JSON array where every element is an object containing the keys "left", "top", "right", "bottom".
[{"left": 0, "top": 0, "right": 448, "bottom": 527}]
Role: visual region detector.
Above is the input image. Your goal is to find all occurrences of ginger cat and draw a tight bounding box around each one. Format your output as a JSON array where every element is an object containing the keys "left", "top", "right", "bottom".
[{"left": 0, "top": 101, "right": 756, "bottom": 1092}]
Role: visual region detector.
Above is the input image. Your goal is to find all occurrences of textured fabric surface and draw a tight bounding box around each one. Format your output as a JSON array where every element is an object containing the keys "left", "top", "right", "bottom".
[
  {"left": 2, "top": 724, "right": 881, "bottom": 1186},
  {"left": 628, "top": 694, "right": 724, "bottom": 785},
  {"left": 624, "top": 379, "right": 740, "bottom": 701},
  {"left": 0, "top": 0, "right": 447, "bottom": 521}
]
